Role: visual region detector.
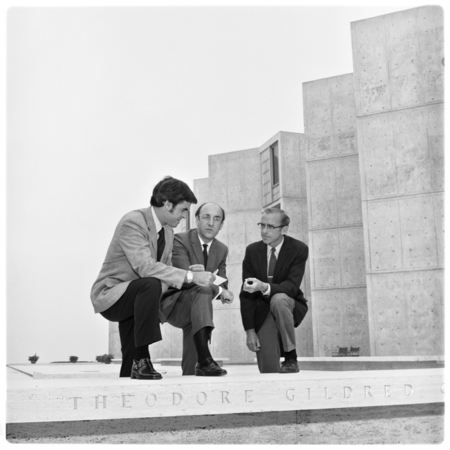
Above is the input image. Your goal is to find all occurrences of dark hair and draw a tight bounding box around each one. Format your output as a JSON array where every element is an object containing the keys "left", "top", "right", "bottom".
[
  {"left": 195, "top": 202, "right": 226, "bottom": 222},
  {"left": 150, "top": 176, "right": 197, "bottom": 207},
  {"left": 263, "top": 207, "right": 290, "bottom": 227}
]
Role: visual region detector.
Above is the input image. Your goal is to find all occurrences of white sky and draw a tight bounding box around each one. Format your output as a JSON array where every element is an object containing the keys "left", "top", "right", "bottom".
[{"left": 4, "top": 1, "right": 432, "bottom": 365}]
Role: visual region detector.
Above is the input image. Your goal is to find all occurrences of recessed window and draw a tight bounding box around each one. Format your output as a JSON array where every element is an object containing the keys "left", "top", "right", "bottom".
[{"left": 271, "top": 142, "right": 279, "bottom": 186}]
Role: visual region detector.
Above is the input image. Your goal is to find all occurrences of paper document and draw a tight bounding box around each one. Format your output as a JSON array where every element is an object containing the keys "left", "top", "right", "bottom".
[{"left": 213, "top": 274, "right": 227, "bottom": 286}]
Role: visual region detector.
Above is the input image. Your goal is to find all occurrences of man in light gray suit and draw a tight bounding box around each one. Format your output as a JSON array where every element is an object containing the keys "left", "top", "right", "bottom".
[
  {"left": 161, "top": 203, "right": 234, "bottom": 376},
  {"left": 91, "top": 176, "right": 216, "bottom": 380}
]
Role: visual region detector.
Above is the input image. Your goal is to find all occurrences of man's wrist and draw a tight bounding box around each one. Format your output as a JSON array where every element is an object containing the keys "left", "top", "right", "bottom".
[{"left": 185, "top": 270, "right": 193, "bottom": 283}]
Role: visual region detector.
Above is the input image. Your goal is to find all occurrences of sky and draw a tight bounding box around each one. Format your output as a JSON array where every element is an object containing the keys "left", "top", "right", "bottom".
[{"left": 4, "top": 1, "right": 430, "bottom": 364}]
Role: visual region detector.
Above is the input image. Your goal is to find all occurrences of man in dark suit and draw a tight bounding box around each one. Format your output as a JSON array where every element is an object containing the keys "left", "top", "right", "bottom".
[
  {"left": 91, "top": 177, "right": 216, "bottom": 380},
  {"left": 161, "top": 202, "right": 234, "bottom": 376},
  {"left": 240, "top": 207, "right": 308, "bottom": 374}
]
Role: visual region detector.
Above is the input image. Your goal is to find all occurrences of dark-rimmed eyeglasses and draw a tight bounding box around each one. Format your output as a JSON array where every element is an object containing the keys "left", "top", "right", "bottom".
[{"left": 257, "top": 223, "right": 284, "bottom": 232}]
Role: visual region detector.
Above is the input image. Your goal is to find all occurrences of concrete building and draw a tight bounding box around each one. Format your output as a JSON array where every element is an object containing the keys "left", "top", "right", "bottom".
[{"left": 109, "top": 6, "right": 444, "bottom": 362}]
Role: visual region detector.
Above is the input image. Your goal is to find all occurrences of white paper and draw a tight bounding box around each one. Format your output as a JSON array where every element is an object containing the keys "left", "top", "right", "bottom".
[{"left": 213, "top": 274, "right": 227, "bottom": 286}]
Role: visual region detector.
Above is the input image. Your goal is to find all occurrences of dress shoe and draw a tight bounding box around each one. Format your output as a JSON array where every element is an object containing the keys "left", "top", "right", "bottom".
[
  {"left": 131, "top": 358, "right": 162, "bottom": 380},
  {"left": 195, "top": 357, "right": 227, "bottom": 376},
  {"left": 280, "top": 359, "right": 299, "bottom": 374}
]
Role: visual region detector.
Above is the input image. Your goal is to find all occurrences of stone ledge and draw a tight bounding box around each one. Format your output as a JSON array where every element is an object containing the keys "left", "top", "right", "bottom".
[{"left": 7, "top": 367, "right": 444, "bottom": 424}]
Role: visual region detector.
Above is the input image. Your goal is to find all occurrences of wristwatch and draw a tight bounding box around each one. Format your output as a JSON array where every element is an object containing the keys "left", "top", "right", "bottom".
[{"left": 186, "top": 270, "right": 193, "bottom": 283}]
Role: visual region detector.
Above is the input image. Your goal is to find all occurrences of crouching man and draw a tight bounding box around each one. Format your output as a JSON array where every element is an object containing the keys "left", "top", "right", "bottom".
[
  {"left": 91, "top": 176, "right": 216, "bottom": 380},
  {"left": 240, "top": 207, "right": 308, "bottom": 374},
  {"left": 161, "top": 202, "right": 233, "bottom": 376}
]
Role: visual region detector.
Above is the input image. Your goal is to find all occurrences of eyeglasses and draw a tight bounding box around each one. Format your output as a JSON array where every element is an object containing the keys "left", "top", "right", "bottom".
[
  {"left": 257, "top": 223, "right": 284, "bottom": 232},
  {"left": 200, "top": 214, "right": 222, "bottom": 223}
]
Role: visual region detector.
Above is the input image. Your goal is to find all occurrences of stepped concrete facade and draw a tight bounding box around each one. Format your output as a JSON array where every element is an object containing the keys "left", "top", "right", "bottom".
[{"left": 109, "top": 6, "right": 444, "bottom": 362}]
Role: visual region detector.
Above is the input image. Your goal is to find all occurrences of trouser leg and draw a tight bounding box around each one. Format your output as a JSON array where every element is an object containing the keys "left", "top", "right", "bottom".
[
  {"left": 256, "top": 312, "right": 281, "bottom": 373},
  {"left": 181, "top": 324, "right": 197, "bottom": 375},
  {"left": 118, "top": 317, "right": 135, "bottom": 377},
  {"left": 100, "top": 277, "right": 162, "bottom": 378},
  {"left": 269, "top": 293, "right": 296, "bottom": 353},
  {"left": 167, "top": 286, "right": 216, "bottom": 374}
]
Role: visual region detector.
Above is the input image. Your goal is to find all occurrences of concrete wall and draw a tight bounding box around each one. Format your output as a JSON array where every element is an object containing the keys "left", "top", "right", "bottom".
[
  {"left": 303, "top": 74, "right": 370, "bottom": 357},
  {"left": 351, "top": 6, "right": 444, "bottom": 356}
]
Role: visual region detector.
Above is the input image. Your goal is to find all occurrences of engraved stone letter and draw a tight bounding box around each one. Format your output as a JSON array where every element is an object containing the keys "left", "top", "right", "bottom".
[
  {"left": 221, "top": 391, "right": 230, "bottom": 404},
  {"left": 122, "top": 394, "right": 133, "bottom": 408},
  {"left": 286, "top": 389, "right": 295, "bottom": 401},
  {"left": 384, "top": 385, "right": 391, "bottom": 397},
  {"left": 343, "top": 386, "right": 353, "bottom": 399},
  {"left": 245, "top": 390, "right": 253, "bottom": 403},
  {"left": 197, "top": 392, "right": 207, "bottom": 405},
  {"left": 95, "top": 395, "right": 107, "bottom": 409},
  {"left": 145, "top": 394, "right": 157, "bottom": 407},
  {"left": 404, "top": 384, "right": 413, "bottom": 396},
  {"left": 364, "top": 386, "right": 372, "bottom": 397},
  {"left": 71, "top": 396, "right": 82, "bottom": 410},
  {"left": 173, "top": 392, "right": 183, "bottom": 406},
  {"left": 307, "top": 388, "right": 311, "bottom": 400},
  {"left": 324, "top": 387, "right": 332, "bottom": 399}
]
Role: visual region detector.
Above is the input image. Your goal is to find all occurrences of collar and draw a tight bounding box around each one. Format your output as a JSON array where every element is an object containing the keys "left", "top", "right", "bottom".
[
  {"left": 151, "top": 206, "right": 163, "bottom": 233},
  {"left": 267, "top": 237, "right": 284, "bottom": 256},
  {"left": 198, "top": 234, "right": 212, "bottom": 251}
]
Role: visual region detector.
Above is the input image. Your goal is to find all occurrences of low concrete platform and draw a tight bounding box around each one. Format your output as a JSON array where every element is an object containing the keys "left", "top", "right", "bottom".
[
  {"left": 6, "top": 363, "right": 444, "bottom": 444},
  {"left": 7, "top": 362, "right": 445, "bottom": 424}
]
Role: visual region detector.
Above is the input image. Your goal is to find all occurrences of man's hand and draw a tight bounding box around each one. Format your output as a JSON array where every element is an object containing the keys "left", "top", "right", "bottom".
[
  {"left": 189, "top": 264, "right": 205, "bottom": 272},
  {"left": 218, "top": 288, "right": 234, "bottom": 304},
  {"left": 246, "top": 329, "right": 260, "bottom": 352},
  {"left": 243, "top": 278, "right": 267, "bottom": 293},
  {"left": 192, "top": 271, "right": 216, "bottom": 286}
]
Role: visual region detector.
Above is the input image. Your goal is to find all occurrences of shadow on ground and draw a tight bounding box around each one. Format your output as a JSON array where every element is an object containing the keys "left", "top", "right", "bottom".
[{"left": 6, "top": 403, "right": 444, "bottom": 444}]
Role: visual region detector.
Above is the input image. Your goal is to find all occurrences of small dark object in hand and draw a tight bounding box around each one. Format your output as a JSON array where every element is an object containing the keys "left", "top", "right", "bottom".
[{"left": 247, "top": 280, "right": 253, "bottom": 285}]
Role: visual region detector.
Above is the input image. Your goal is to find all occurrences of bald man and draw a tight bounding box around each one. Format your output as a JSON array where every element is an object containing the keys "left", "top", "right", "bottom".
[{"left": 161, "top": 203, "right": 234, "bottom": 376}]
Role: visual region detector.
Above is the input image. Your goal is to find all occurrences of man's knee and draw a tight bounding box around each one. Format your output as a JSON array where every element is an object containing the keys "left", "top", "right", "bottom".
[
  {"left": 270, "top": 293, "right": 292, "bottom": 312},
  {"left": 192, "top": 285, "right": 215, "bottom": 299},
  {"left": 138, "top": 277, "right": 162, "bottom": 292}
]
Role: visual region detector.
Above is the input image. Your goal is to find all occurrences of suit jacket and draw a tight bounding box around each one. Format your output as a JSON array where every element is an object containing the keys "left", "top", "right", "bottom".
[
  {"left": 91, "top": 206, "right": 186, "bottom": 314},
  {"left": 160, "top": 228, "right": 228, "bottom": 323},
  {"left": 240, "top": 235, "right": 308, "bottom": 334}
]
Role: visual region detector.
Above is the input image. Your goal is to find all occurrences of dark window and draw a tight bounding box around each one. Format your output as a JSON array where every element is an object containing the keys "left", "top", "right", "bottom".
[{"left": 271, "top": 142, "right": 279, "bottom": 186}]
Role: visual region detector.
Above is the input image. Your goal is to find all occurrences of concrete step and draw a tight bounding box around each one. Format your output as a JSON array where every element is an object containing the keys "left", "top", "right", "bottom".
[{"left": 6, "top": 364, "right": 444, "bottom": 424}]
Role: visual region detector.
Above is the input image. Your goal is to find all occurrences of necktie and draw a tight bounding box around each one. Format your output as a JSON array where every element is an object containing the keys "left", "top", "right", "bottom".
[
  {"left": 202, "top": 244, "right": 208, "bottom": 268},
  {"left": 268, "top": 247, "right": 276, "bottom": 281},
  {"left": 157, "top": 228, "right": 165, "bottom": 262}
]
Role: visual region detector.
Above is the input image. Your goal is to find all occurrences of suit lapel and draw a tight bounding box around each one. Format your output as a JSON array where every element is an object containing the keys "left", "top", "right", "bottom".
[
  {"left": 207, "top": 239, "right": 219, "bottom": 272},
  {"left": 258, "top": 242, "right": 268, "bottom": 282},
  {"left": 143, "top": 206, "right": 157, "bottom": 257},
  {"left": 273, "top": 236, "right": 292, "bottom": 280},
  {"left": 161, "top": 226, "right": 172, "bottom": 263},
  {"left": 190, "top": 229, "right": 205, "bottom": 265}
]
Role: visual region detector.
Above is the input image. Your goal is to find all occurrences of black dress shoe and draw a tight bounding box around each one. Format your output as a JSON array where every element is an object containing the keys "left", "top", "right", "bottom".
[
  {"left": 195, "top": 357, "right": 227, "bottom": 376},
  {"left": 280, "top": 359, "right": 299, "bottom": 374},
  {"left": 131, "top": 358, "right": 162, "bottom": 380}
]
